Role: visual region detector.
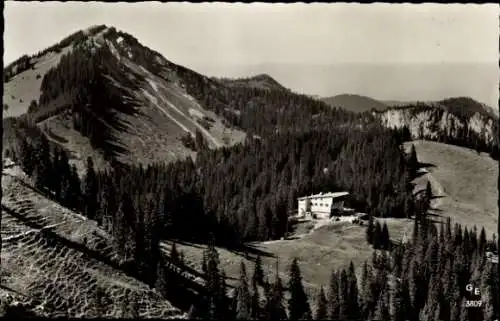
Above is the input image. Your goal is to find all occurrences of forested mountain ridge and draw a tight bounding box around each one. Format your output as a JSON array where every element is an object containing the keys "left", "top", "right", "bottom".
[
  {"left": 5, "top": 25, "right": 496, "bottom": 166},
  {"left": 4, "top": 25, "right": 370, "bottom": 169},
  {"left": 3, "top": 25, "right": 246, "bottom": 167}
]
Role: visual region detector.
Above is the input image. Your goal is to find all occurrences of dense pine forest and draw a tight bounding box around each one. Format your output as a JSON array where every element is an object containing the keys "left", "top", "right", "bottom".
[
  {"left": 19, "top": 30, "right": 423, "bottom": 246},
  {"left": 16, "top": 121, "right": 418, "bottom": 246},
  {"left": 208, "top": 214, "right": 499, "bottom": 321},
  {"left": 5, "top": 26, "right": 498, "bottom": 319}
]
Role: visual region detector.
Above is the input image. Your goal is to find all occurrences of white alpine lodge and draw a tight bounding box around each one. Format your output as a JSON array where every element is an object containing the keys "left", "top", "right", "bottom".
[{"left": 297, "top": 191, "right": 351, "bottom": 220}]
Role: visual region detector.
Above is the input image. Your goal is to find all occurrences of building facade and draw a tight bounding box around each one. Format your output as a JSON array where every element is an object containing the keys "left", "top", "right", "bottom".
[{"left": 297, "top": 192, "right": 349, "bottom": 220}]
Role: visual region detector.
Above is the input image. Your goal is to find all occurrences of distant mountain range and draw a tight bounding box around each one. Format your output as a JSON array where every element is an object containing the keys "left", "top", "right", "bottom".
[
  {"left": 3, "top": 24, "right": 498, "bottom": 169},
  {"left": 322, "top": 93, "right": 498, "bottom": 118}
]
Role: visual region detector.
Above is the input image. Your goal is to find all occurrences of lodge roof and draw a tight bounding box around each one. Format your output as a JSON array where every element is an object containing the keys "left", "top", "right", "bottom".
[{"left": 297, "top": 192, "right": 349, "bottom": 201}]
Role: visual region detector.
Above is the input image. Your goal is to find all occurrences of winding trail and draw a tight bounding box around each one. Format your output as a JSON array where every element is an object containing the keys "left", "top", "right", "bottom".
[{"left": 423, "top": 169, "right": 446, "bottom": 210}]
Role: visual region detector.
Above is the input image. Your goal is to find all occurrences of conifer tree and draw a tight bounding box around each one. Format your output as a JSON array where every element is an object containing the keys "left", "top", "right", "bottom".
[
  {"left": 381, "top": 222, "right": 390, "bottom": 250},
  {"left": 373, "top": 285, "right": 390, "bottom": 321},
  {"left": 478, "top": 227, "right": 487, "bottom": 254},
  {"left": 250, "top": 275, "right": 261, "bottom": 320},
  {"left": 366, "top": 216, "right": 375, "bottom": 245},
  {"left": 338, "top": 269, "right": 350, "bottom": 321},
  {"left": 83, "top": 157, "right": 98, "bottom": 221},
  {"left": 202, "top": 250, "right": 208, "bottom": 274},
  {"left": 20, "top": 137, "right": 35, "bottom": 176},
  {"left": 253, "top": 254, "right": 264, "bottom": 287},
  {"left": 218, "top": 270, "right": 230, "bottom": 320},
  {"left": 68, "top": 164, "right": 81, "bottom": 210},
  {"left": 35, "top": 134, "right": 52, "bottom": 190},
  {"left": 347, "top": 262, "right": 361, "bottom": 320},
  {"left": 288, "top": 258, "right": 311, "bottom": 320},
  {"left": 373, "top": 220, "right": 382, "bottom": 249},
  {"left": 408, "top": 144, "right": 418, "bottom": 177},
  {"left": 155, "top": 260, "right": 168, "bottom": 298},
  {"left": 58, "top": 148, "right": 72, "bottom": 206},
  {"left": 235, "top": 261, "right": 251, "bottom": 320},
  {"left": 203, "top": 235, "right": 226, "bottom": 320},
  {"left": 265, "top": 261, "right": 287, "bottom": 320},
  {"left": 170, "top": 242, "right": 180, "bottom": 264},
  {"left": 314, "top": 286, "right": 327, "bottom": 321},
  {"left": 425, "top": 181, "right": 433, "bottom": 204},
  {"left": 420, "top": 274, "right": 441, "bottom": 321},
  {"left": 327, "top": 270, "right": 340, "bottom": 320},
  {"left": 390, "top": 278, "right": 405, "bottom": 321},
  {"left": 360, "top": 260, "right": 374, "bottom": 318}
]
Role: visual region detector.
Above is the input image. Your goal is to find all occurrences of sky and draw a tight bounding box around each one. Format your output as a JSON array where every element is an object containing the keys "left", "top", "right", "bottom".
[{"left": 4, "top": 2, "right": 499, "bottom": 106}]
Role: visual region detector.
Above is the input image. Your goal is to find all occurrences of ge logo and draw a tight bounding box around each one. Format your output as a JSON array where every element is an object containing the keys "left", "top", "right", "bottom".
[{"left": 465, "top": 284, "right": 481, "bottom": 296}]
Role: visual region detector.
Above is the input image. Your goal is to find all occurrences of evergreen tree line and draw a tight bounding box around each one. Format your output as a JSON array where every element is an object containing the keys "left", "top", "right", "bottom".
[
  {"left": 366, "top": 218, "right": 392, "bottom": 251},
  {"left": 191, "top": 216, "right": 499, "bottom": 320},
  {"left": 173, "top": 64, "right": 372, "bottom": 138},
  {"left": 17, "top": 123, "right": 420, "bottom": 247}
]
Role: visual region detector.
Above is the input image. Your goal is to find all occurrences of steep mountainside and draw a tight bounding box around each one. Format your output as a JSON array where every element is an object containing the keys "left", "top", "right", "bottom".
[
  {"left": 4, "top": 25, "right": 369, "bottom": 170},
  {"left": 321, "top": 94, "right": 389, "bottom": 113},
  {"left": 1, "top": 165, "right": 185, "bottom": 318},
  {"left": 3, "top": 25, "right": 246, "bottom": 168}
]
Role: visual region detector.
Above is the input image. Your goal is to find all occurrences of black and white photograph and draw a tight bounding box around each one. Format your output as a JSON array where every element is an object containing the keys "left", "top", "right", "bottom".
[{"left": 1, "top": 2, "right": 499, "bottom": 320}]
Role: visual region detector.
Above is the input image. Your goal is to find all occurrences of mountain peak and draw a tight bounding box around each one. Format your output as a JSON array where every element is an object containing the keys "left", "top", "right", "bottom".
[{"left": 214, "top": 73, "right": 288, "bottom": 91}]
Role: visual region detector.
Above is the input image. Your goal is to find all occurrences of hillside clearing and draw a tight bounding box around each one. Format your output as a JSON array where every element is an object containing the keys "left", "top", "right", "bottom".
[
  {"left": 162, "top": 218, "right": 411, "bottom": 308},
  {"left": 405, "top": 140, "right": 498, "bottom": 237}
]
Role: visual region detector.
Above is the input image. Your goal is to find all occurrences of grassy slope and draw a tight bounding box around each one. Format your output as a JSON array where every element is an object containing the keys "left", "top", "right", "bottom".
[
  {"left": 163, "top": 219, "right": 405, "bottom": 307},
  {"left": 3, "top": 47, "right": 73, "bottom": 118},
  {"left": 406, "top": 140, "right": 498, "bottom": 237},
  {"left": 1, "top": 164, "right": 185, "bottom": 318}
]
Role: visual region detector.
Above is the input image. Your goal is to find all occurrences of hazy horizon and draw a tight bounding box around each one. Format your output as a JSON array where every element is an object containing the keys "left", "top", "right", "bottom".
[
  {"left": 188, "top": 62, "right": 498, "bottom": 107},
  {"left": 4, "top": 2, "right": 499, "bottom": 107}
]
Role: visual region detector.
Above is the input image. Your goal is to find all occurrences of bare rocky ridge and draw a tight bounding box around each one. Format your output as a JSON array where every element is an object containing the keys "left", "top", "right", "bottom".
[{"left": 376, "top": 104, "right": 497, "bottom": 147}]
